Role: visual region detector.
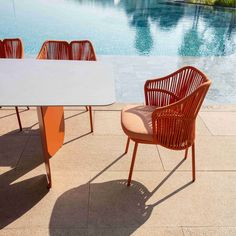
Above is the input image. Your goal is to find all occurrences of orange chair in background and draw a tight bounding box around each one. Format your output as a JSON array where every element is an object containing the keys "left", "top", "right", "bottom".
[
  {"left": 2, "top": 38, "right": 23, "bottom": 58},
  {"left": 0, "top": 38, "right": 26, "bottom": 131},
  {"left": 70, "top": 40, "right": 97, "bottom": 132},
  {"left": 37, "top": 40, "right": 70, "bottom": 60},
  {"left": 121, "top": 66, "right": 211, "bottom": 186}
]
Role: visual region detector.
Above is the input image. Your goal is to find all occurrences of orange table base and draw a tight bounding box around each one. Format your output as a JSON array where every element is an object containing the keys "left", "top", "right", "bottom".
[{"left": 37, "top": 106, "right": 65, "bottom": 188}]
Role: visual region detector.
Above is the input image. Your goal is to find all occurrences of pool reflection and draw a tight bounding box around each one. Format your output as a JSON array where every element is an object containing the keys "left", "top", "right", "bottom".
[
  {"left": 71, "top": 0, "right": 236, "bottom": 56},
  {"left": 3, "top": 0, "right": 236, "bottom": 56}
]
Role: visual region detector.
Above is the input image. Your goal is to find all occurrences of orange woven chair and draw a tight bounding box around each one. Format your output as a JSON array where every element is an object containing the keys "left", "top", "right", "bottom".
[
  {"left": 37, "top": 40, "right": 70, "bottom": 60},
  {"left": 121, "top": 66, "right": 211, "bottom": 186},
  {"left": 70, "top": 40, "right": 97, "bottom": 132},
  {"left": 0, "top": 38, "right": 26, "bottom": 131}
]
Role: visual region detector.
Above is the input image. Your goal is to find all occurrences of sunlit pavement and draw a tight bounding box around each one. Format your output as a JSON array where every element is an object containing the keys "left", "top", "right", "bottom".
[{"left": 0, "top": 104, "right": 236, "bottom": 235}]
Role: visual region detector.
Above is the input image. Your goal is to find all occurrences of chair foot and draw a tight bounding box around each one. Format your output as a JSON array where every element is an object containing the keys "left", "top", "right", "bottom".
[
  {"left": 127, "top": 142, "right": 138, "bottom": 186},
  {"left": 27, "top": 106, "right": 30, "bottom": 110},
  {"left": 15, "top": 107, "right": 23, "bottom": 131},
  {"left": 124, "top": 138, "right": 130, "bottom": 154},
  {"left": 88, "top": 106, "right": 93, "bottom": 133},
  {"left": 85, "top": 106, "right": 88, "bottom": 112}
]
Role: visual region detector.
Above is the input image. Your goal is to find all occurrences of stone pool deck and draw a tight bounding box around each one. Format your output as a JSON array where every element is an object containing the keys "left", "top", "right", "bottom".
[
  {"left": 99, "top": 55, "right": 236, "bottom": 104},
  {"left": 0, "top": 104, "right": 236, "bottom": 235}
]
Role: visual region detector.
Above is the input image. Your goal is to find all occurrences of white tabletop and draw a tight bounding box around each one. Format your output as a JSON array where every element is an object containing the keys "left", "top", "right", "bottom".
[{"left": 0, "top": 59, "right": 115, "bottom": 106}]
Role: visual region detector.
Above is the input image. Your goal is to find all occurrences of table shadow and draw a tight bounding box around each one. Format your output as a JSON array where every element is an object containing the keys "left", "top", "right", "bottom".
[{"left": 0, "top": 128, "right": 49, "bottom": 229}]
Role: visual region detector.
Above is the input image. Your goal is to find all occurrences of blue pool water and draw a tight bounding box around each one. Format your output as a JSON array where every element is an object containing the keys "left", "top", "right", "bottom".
[{"left": 0, "top": 0, "right": 236, "bottom": 57}]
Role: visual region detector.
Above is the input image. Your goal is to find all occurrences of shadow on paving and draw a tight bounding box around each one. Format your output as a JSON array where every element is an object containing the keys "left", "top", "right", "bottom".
[
  {"left": 49, "top": 157, "right": 192, "bottom": 235},
  {"left": 0, "top": 125, "right": 193, "bottom": 233},
  {"left": 0, "top": 128, "right": 49, "bottom": 229}
]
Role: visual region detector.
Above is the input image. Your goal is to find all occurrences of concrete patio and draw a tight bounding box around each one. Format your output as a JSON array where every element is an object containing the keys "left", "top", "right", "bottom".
[{"left": 0, "top": 104, "right": 236, "bottom": 235}]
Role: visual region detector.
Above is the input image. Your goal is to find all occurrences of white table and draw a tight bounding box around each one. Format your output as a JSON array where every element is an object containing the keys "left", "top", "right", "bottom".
[
  {"left": 0, "top": 59, "right": 115, "bottom": 106},
  {"left": 0, "top": 59, "right": 115, "bottom": 188}
]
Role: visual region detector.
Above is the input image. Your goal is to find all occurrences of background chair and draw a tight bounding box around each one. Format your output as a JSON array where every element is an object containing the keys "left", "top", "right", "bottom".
[
  {"left": 37, "top": 40, "right": 70, "bottom": 60},
  {"left": 0, "top": 38, "right": 26, "bottom": 131},
  {"left": 121, "top": 66, "right": 211, "bottom": 186},
  {"left": 70, "top": 40, "right": 97, "bottom": 132}
]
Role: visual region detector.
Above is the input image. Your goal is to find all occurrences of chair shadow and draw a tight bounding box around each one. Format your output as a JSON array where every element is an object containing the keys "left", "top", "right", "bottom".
[
  {"left": 0, "top": 128, "right": 49, "bottom": 229},
  {"left": 49, "top": 157, "right": 192, "bottom": 235}
]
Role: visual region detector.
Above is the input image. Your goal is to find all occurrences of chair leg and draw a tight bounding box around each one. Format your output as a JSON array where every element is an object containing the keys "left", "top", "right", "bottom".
[
  {"left": 85, "top": 106, "right": 88, "bottom": 112},
  {"left": 27, "top": 106, "right": 30, "bottom": 110},
  {"left": 127, "top": 142, "right": 138, "bottom": 186},
  {"left": 192, "top": 143, "right": 196, "bottom": 182},
  {"left": 124, "top": 137, "right": 130, "bottom": 154},
  {"left": 15, "top": 107, "right": 22, "bottom": 131},
  {"left": 88, "top": 106, "right": 93, "bottom": 133},
  {"left": 184, "top": 148, "right": 188, "bottom": 160}
]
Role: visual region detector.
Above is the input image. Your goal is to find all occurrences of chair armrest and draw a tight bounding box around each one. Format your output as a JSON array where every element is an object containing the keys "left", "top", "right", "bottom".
[{"left": 151, "top": 99, "right": 196, "bottom": 148}]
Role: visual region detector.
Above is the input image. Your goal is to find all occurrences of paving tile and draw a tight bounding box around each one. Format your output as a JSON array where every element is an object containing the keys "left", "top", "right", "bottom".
[
  {"left": 196, "top": 117, "right": 212, "bottom": 136},
  {"left": 0, "top": 228, "right": 87, "bottom": 236},
  {"left": 94, "top": 111, "right": 124, "bottom": 135},
  {"left": 0, "top": 135, "right": 29, "bottom": 174},
  {"left": 0, "top": 108, "right": 39, "bottom": 136},
  {"left": 0, "top": 170, "right": 90, "bottom": 229},
  {"left": 183, "top": 227, "right": 236, "bottom": 236},
  {"left": 0, "top": 109, "right": 26, "bottom": 135},
  {"left": 88, "top": 171, "right": 236, "bottom": 228},
  {"left": 64, "top": 106, "right": 90, "bottom": 111},
  {"left": 64, "top": 110, "right": 93, "bottom": 137},
  {"left": 158, "top": 135, "right": 236, "bottom": 171},
  {"left": 18, "top": 109, "right": 39, "bottom": 132},
  {"left": 88, "top": 227, "right": 183, "bottom": 236},
  {"left": 201, "top": 104, "right": 236, "bottom": 112},
  {"left": 58, "top": 135, "right": 163, "bottom": 172},
  {"left": 200, "top": 112, "right": 236, "bottom": 135},
  {"left": 13, "top": 135, "right": 46, "bottom": 174},
  {"left": 93, "top": 103, "right": 141, "bottom": 111}
]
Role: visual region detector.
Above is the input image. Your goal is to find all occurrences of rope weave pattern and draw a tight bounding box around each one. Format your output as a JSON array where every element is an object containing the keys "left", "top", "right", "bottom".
[
  {"left": 37, "top": 40, "right": 96, "bottom": 61},
  {"left": 144, "top": 66, "right": 211, "bottom": 150},
  {"left": 0, "top": 38, "right": 23, "bottom": 58}
]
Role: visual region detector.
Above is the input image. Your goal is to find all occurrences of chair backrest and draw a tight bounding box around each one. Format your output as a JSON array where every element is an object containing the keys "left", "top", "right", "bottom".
[
  {"left": 151, "top": 67, "right": 211, "bottom": 149},
  {"left": 37, "top": 40, "right": 70, "bottom": 60},
  {"left": 70, "top": 40, "right": 96, "bottom": 61},
  {"left": 0, "top": 38, "right": 23, "bottom": 58},
  {"left": 145, "top": 66, "right": 208, "bottom": 107}
]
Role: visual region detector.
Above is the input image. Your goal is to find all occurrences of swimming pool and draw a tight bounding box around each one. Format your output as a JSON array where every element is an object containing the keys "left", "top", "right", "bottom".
[{"left": 0, "top": 0, "right": 236, "bottom": 56}]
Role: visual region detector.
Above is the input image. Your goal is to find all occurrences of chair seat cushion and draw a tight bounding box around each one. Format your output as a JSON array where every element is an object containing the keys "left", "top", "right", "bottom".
[{"left": 121, "top": 105, "right": 156, "bottom": 142}]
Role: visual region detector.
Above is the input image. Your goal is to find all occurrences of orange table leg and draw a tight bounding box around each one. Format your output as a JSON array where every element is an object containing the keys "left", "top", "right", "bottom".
[{"left": 37, "top": 106, "right": 65, "bottom": 188}]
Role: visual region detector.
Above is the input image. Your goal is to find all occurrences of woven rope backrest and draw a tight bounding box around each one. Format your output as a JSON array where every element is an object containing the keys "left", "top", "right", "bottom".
[
  {"left": 1, "top": 38, "right": 23, "bottom": 58},
  {"left": 145, "top": 66, "right": 207, "bottom": 107},
  {"left": 70, "top": 40, "right": 96, "bottom": 61},
  {"left": 152, "top": 79, "right": 211, "bottom": 150},
  {"left": 37, "top": 41, "right": 70, "bottom": 60}
]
